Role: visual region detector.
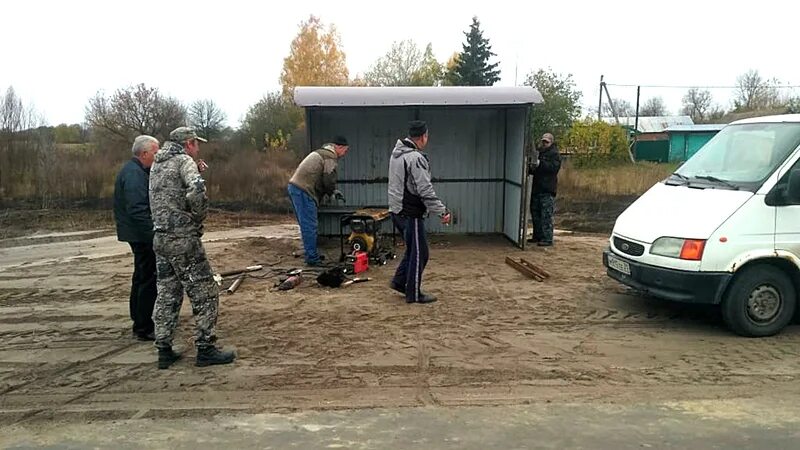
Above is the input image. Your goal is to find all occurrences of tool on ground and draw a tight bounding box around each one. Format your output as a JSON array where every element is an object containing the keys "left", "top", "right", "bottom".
[
  {"left": 277, "top": 273, "right": 303, "bottom": 291},
  {"left": 213, "top": 265, "right": 264, "bottom": 286},
  {"left": 226, "top": 274, "right": 245, "bottom": 295},
  {"left": 505, "top": 257, "right": 551, "bottom": 282},
  {"left": 339, "top": 208, "right": 396, "bottom": 268},
  {"left": 344, "top": 251, "right": 369, "bottom": 274},
  {"left": 341, "top": 277, "right": 371, "bottom": 287}
]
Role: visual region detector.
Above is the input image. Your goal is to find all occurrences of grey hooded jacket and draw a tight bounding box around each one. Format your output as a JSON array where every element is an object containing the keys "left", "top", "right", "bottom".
[{"left": 387, "top": 138, "right": 447, "bottom": 218}]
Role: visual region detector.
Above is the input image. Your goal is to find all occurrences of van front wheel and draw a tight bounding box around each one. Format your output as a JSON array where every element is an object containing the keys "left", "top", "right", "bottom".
[{"left": 722, "top": 265, "right": 796, "bottom": 337}]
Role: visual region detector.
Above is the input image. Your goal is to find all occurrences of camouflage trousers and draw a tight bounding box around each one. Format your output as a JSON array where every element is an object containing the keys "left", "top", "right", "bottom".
[
  {"left": 531, "top": 193, "right": 556, "bottom": 244},
  {"left": 152, "top": 234, "right": 218, "bottom": 350}
]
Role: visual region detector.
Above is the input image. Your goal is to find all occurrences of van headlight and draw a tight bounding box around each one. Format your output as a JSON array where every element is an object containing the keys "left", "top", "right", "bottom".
[{"left": 650, "top": 237, "right": 706, "bottom": 261}]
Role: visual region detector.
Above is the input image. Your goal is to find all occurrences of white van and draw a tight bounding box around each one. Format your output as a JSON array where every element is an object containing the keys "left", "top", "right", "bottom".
[{"left": 603, "top": 114, "right": 800, "bottom": 337}]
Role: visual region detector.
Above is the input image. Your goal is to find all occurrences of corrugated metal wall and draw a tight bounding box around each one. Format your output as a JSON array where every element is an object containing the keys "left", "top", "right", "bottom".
[
  {"left": 504, "top": 108, "right": 527, "bottom": 244},
  {"left": 307, "top": 106, "right": 528, "bottom": 239},
  {"left": 668, "top": 132, "right": 717, "bottom": 162}
]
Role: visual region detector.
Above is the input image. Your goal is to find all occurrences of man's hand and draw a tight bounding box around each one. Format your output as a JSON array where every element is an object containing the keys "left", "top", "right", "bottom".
[
  {"left": 197, "top": 159, "right": 209, "bottom": 173},
  {"left": 441, "top": 210, "right": 452, "bottom": 225},
  {"left": 333, "top": 189, "right": 346, "bottom": 203}
]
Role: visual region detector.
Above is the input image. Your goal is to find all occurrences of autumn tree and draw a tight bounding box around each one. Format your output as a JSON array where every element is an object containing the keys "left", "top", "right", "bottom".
[
  {"left": 524, "top": 68, "right": 582, "bottom": 142},
  {"left": 280, "top": 15, "right": 349, "bottom": 98},
  {"left": 188, "top": 99, "right": 227, "bottom": 140},
  {"left": 364, "top": 40, "right": 444, "bottom": 86},
  {"left": 787, "top": 97, "right": 800, "bottom": 114},
  {"left": 443, "top": 53, "right": 460, "bottom": 86},
  {"left": 447, "top": 16, "right": 501, "bottom": 86},
  {"left": 85, "top": 83, "right": 186, "bottom": 142},
  {"left": 640, "top": 97, "right": 668, "bottom": 116},
  {"left": 53, "top": 124, "right": 87, "bottom": 144},
  {"left": 241, "top": 92, "right": 304, "bottom": 151}
]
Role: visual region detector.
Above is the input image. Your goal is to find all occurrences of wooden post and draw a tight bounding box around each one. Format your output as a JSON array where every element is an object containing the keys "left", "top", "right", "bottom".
[
  {"left": 603, "top": 84, "right": 619, "bottom": 124},
  {"left": 634, "top": 86, "right": 641, "bottom": 133},
  {"left": 597, "top": 75, "right": 604, "bottom": 119}
]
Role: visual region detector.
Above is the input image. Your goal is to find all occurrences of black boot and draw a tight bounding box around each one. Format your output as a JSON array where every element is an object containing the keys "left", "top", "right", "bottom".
[
  {"left": 196, "top": 346, "right": 236, "bottom": 367},
  {"left": 406, "top": 292, "right": 437, "bottom": 304},
  {"left": 416, "top": 293, "right": 438, "bottom": 304},
  {"left": 157, "top": 347, "right": 181, "bottom": 370}
]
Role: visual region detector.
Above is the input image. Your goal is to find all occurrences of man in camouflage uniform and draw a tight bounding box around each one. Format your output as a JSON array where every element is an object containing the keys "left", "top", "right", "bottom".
[
  {"left": 149, "top": 126, "right": 235, "bottom": 369},
  {"left": 528, "top": 133, "right": 562, "bottom": 247}
]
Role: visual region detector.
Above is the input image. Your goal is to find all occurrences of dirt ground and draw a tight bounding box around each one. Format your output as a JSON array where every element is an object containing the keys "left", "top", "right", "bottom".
[{"left": 2, "top": 211, "right": 800, "bottom": 427}]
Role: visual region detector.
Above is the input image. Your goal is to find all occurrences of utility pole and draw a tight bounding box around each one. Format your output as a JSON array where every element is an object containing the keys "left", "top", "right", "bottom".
[
  {"left": 598, "top": 75, "right": 604, "bottom": 119},
  {"left": 634, "top": 86, "right": 641, "bottom": 133}
]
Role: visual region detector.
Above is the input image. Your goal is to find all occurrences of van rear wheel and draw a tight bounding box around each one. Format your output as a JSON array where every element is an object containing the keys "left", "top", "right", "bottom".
[{"left": 721, "top": 264, "right": 796, "bottom": 337}]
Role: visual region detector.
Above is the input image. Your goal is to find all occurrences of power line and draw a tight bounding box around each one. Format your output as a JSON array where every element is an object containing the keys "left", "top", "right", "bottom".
[{"left": 605, "top": 83, "right": 800, "bottom": 89}]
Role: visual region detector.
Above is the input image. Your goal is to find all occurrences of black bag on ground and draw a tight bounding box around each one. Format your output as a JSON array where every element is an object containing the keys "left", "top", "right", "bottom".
[{"left": 316, "top": 266, "right": 347, "bottom": 288}]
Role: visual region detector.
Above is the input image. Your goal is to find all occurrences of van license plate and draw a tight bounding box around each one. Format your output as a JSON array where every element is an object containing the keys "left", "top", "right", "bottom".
[{"left": 608, "top": 255, "right": 631, "bottom": 275}]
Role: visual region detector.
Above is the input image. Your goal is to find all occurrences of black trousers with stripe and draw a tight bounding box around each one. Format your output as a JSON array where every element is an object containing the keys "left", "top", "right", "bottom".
[{"left": 391, "top": 214, "right": 430, "bottom": 302}]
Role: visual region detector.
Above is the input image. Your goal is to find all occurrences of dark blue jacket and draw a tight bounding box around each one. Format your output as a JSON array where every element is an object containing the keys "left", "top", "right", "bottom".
[{"left": 113, "top": 158, "right": 154, "bottom": 243}]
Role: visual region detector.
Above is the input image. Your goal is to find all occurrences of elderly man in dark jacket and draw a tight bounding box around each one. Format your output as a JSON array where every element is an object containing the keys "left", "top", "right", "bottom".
[
  {"left": 114, "top": 135, "right": 159, "bottom": 341},
  {"left": 528, "top": 133, "right": 562, "bottom": 247}
]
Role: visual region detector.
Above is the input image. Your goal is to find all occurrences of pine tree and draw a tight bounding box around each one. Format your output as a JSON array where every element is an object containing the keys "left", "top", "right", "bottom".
[{"left": 447, "top": 17, "right": 501, "bottom": 86}]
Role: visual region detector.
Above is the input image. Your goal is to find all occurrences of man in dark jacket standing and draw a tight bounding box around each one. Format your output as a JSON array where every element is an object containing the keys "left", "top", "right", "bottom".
[
  {"left": 528, "top": 133, "right": 562, "bottom": 247},
  {"left": 113, "top": 135, "right": 159, "bottom": 341},
  {"left": 387, "top": 120, "right": 451, "bottom": 304}
]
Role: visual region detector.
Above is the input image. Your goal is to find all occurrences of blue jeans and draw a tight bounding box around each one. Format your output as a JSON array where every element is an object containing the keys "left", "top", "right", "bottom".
[
  {"left": 391, "top": 214, "right": 430, "bottom": 302},
  {"left": 287, "top": 184, "right": 320, "bottom": 264}
]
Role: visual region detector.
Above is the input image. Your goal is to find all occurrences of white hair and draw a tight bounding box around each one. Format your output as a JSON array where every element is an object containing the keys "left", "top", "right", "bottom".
[{"left": 131, "top": 135, "right": 159, "bottom": 156}]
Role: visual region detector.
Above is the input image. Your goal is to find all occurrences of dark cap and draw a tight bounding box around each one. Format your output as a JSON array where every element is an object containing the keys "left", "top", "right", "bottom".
[
  {"left": 408, "top": 120, "right": 428, "bottom": 138},
  {"left": 332, "top": 135, "right": 348, "bottom": 146}
]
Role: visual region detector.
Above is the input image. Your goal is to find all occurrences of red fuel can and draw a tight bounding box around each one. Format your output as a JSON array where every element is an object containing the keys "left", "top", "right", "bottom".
[{"left": 354, "top": 251, "right": 369, "bottom": 274}]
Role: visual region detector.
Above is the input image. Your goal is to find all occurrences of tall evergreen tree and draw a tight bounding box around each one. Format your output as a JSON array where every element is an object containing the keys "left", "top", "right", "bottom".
[{"left": 447, "top": 17, "right": 501, "bottom": 86}]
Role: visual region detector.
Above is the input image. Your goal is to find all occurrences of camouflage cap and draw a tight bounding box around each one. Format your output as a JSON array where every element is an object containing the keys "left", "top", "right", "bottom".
[{"left": 169, "top": 126, "right": 208, "bottom": 143}]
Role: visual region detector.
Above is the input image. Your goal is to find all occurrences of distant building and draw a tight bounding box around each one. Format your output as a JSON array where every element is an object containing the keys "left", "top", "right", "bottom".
[
  {"left": 602, "top": 115, "right": 694, "bottom": 133},
  {"left": 665, "top": 124, "right": 726, "bottom": 161},
  {"left": 602, "top": 115, "right": 699, "bottom": 163}
]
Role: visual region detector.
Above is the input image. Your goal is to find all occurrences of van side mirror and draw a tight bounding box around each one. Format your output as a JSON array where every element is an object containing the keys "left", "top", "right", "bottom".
[{"left": 788, "top": 169, "right": 800, "bottom": 203}]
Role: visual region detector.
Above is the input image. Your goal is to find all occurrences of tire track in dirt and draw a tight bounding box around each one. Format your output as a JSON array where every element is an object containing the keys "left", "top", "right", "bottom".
[
  {"left": 417, "top": 336, "right": 436, "bottom": 406},
  {"left": 0, "top": 342, "right": 137, "bottom": 397}
]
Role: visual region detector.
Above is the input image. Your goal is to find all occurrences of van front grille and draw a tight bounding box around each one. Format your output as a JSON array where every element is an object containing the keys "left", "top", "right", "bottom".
[{"left": 614, "top": 237, "right": 645, "bottom": 257}]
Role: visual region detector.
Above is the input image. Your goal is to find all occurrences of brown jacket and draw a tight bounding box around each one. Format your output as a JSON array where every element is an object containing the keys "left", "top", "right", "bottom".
[{"left": 288, "top": 144, "right": 339, "bottom": 204}]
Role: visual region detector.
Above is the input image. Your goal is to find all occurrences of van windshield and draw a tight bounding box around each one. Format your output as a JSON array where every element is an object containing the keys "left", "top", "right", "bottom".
[{"left": 672, "top": 122, "right": 800, "bottom": 190}]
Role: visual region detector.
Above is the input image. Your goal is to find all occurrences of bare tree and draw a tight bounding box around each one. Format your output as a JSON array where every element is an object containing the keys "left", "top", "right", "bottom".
[
  {"left": 681, "top": 88, "right": 714, "bottom": 123},
  {"left": 640, "top": 97, "right": 668, "bottom": 116},
  {"left": 734, "top": 70, "right": 781, "bottom": 112},
  {"left": 188, "top": 99, "right": 227, "bottom": 140},
  {"left": 0, "top": 87, "right": 24, "bottom": 134},
  {"left": 603, "top": 98, "right": 634, "bottom": 117},
  {"left": 0, "top": 86, "right": 47, "bottom": 200},
  {"left": 85, "top": 83, "right": 186, "bottom": 142}
]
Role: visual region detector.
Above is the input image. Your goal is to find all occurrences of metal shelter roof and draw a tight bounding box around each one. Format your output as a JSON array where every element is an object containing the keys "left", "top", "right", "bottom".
[{"left": 294, "top": 86, "right": 544, "bottom": 107}]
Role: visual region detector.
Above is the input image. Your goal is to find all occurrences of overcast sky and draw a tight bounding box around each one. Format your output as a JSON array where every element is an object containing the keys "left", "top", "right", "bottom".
[{"left": 2, "top": 0, "right": 798, "bottom": 127}]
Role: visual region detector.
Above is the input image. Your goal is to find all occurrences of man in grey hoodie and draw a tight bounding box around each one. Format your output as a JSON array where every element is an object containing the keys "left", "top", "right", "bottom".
[{"left": 387, "top": 120, "right": 451, "bottom": 304}]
